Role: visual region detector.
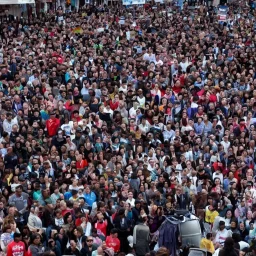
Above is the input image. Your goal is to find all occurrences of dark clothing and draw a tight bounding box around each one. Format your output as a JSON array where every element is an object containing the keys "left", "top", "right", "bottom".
[
  {"left": 218, "top": 248, "right": 239, "bottom": 256},
  {"left": 80, "top": 244, "right": 97, "bottom": 256},
  {"left": 239, "top": 228, "right": 249, "bottom": 241},
  {"left": 133, "top": 223, "right": 150, "bottom": 255},
  {"left": 64, "top": 247, "right": 80, "bottom": 256},
  {"left": 132, "top": 206, "right": 141, "bottom": 224},
  {"left": 158, "top": 220, "right": 178, "bottom": 256},
  {"left": 176, "top": 193, "right": 189, "bottom": 209},
  {"left": 4, "top": 153, "right": 18, "bottom": 170},
  {"left": 113, "top": 216, "right": 132, "bottom": 253}
]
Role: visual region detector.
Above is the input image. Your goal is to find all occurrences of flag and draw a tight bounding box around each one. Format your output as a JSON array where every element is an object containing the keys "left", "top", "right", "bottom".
[{"left": 72, "top": 27, "right": 83, "bottom": 34}]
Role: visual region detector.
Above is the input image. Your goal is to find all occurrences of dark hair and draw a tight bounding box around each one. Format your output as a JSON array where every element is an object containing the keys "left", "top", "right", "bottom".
[
  {"left": 63, "top": 212, "right": 72, "bottom": 224},
  {"left": 30, "top": 233, "right": 41, "bottom": 244},
  {"left": 14, "top": 232, "right": 22, "bottom": 239}
]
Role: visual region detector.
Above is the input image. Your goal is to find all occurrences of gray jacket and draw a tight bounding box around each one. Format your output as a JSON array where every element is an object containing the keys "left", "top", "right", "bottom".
[{"left": 133, "top": 223, "right": 150, "bottom": 255}]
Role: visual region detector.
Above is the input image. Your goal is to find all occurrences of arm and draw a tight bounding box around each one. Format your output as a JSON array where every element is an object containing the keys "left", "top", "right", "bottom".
[
  {"left": 19, "top": 197, "right": 28, "bottom": 214},
  {"left": 0, "top": 240, "right": 7, "bottom": 252},
  {"left": 133, "top": 225, "right": 137, "bottom": 246}
]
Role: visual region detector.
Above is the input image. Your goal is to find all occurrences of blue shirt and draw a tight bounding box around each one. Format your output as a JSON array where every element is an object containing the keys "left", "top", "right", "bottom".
[
  {"left": 194, "top": 122, "right": 205, "bottom": 135},
  {"left": 84, "top": 192, "right": 96, "bottom": 207}
]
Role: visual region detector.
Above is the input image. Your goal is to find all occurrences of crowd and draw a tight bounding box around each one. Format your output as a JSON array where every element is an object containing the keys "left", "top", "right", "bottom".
[{"left": 0, "top": 0, "right": 256, "bottom": 255}]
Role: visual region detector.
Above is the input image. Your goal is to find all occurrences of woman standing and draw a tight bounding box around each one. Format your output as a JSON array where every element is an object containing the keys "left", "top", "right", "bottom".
[{"left": 28, "top": 234, "right": 44, "bottom": 256}]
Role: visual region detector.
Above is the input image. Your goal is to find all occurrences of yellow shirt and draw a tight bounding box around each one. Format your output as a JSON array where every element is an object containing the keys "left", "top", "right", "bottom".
[
  {"left": 205, "top": 209, "right": 219, "bottom": 224},
  {"left": 200, "top": 238, "right": 215, "bottom": 254},
  {"left": 109, "top": 93, "right": 115, "bottom": 100}
]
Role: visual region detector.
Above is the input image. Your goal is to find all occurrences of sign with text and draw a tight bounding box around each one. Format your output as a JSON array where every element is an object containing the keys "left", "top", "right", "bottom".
[
  {"left": 218, "top": 5, "right": 228, "bottom": 22},
  {"left": 122, "top": 0, "right": 145, "bottom": 5}
]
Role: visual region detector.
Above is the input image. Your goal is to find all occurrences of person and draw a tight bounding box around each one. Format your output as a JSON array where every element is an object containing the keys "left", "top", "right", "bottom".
[
  {"left": 133, "top": 215, "right": 150, "bottom": 256},
  {"left": 28, "top": 233, "right": 44, "bottom": 256},
  {"left": 80, "top": 236, "right": 97, "bottom": 256},
  {"left": 0, "top": 225, "right": 13, "bottom": 253},
  {"left": 214, "top": 221, "right": 232, "bottom": 248},
  {"left": 218, "top": 237, "right": 239, "bottom": 256},
  {"left": 7, "top": 233, "right": 26, "bottom": 256},
  {"left": 200, "top": 233, "right": 215, "bottom": 255},
  {"left": 105, "top": 228, "right": 120, "bottom": 254},
  {"left": 27, "top": 206, "right": 44, "bottom": 233},
  {"left": 8, "top": 185, "right": 28, "bottom": 219},
  {"left": 45, "top": 112, "right": 60, "bottom": 137},
  {"left": 0, "top": 1, "right": 255, "bottom": 256},
  {"left": 64, "top": 240, "right": 80, "bottom": 256}
]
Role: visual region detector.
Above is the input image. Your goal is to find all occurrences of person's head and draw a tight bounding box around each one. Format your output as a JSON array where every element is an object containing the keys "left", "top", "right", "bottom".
[
  {"left": 110, "top": 228, "right": 118, "bottom": 238},
  {"left": 223, "top": 237, "right": 234, "bottom": 249},
  {"left": 206, "top": 233, "right": 212, "bottom": 240},
  {"left": 96, "top": 211, "right": 104, "bottom": 222},
  {"left": 31, "top": 233, "right": 41, "bottom": 245},
  {"left": 230, "top": 219, "right": 237, "bottom": 229},
  {"left": 225, "top": 209, "right": 233, "bottom": 219},
  {"left": 76, "top": 226, "right": 84, "bottom": 238},
  {"left": 15, "top": 185, "right": 23, "bottom": 197},
  {"left": 86, "top": 236, "right": 93, "bottom": 247},
  {"left": 13, "top": 232, "right": 22, "bottom": 242},
  {"left": 50, "top": 112, "right": 56, "bottom": 119},
  {"left": 155, "top": 247, "right": 170, "bottom": 256},
  {"left": 219, "top": 220, "right": 226, "bottom": 231},
  {"left": 70, "top": 240, "right": 77, "bottom": 250},
  {"left": 2, "top": 224, "right": 12, "bottom": 234},
  {"left": 85, "top": 186, "right": 91, "bottom": 194}
]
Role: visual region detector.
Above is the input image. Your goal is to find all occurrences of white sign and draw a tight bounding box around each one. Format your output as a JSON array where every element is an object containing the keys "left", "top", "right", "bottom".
[
  {"left": 119, "top": 17, "right": 125, "bottom": 24},
  {"left": 122, "top": 0, "right": 145, "bottom": 5},
  {"left": 0, "top": 0, "right": 35, "bottom": 4}
]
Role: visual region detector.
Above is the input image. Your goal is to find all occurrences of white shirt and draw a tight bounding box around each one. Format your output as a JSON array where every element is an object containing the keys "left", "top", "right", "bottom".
[
  {"left": 104, "top": 107, "right": 113, "bottom": 119},
  {"left": 179, "top": 61, "right": 190, "bottom": 72},
  {"left": 155, "top": 59, "right": 163, "bottom": 66},
  {"left": 137, "top": 96, "right": 145, "bottom": 108},
  {"left": 221, "top": 140, "right": 230, "bottom": 154},
  {"left": 3, "top": 118, "right": 18, "bottom": 135},
  {"left": 163, "top": 129, "right": 175, "bottom": 141},
  {"left": 129, "top": 107, "right": 137, "bottom": 118},
  {"left": 214, "top": 228, "right": 231, "bottom": 245},
  {"left": 184, "top": 151, "right": 193, "bottom": 161},
  {"left": 138, "top": 122, "right": 151, "bottom": 134},
  {"left": 126, "top": 198, "right": 135, "bottom": 208},
  {"left": 143, "top": 53, "right": 156, "bottom": 63},
  {"left": 61, "top": 121, "right": 73, "bottom": 135},
  {"left": 212, "top": 172, "right": 223, "bottom": 185}
]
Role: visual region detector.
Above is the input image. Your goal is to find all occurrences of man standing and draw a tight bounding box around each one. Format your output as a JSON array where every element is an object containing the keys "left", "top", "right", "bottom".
[
  {"left": 133, "top": 214, "right": 150, "bottom": 256},
  {"left": 45, "top": 111, "right": 60, "bottom": 137},
  {"left": 8, "top": 185, "right": 28, "bottom": 217},
  {"left": 7, "top": 233, "right": 26, "bottom": 256},
  {"left": 106, "top": 228, "right": 120, "bottom": 254}
]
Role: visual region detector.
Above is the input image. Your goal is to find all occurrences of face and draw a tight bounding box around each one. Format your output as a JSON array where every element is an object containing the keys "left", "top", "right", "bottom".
[
  {"left": 16, "top": 187, "right": 22, "bottom": 197},
  {"left": 219, "top": 224, "right": 225, "bottom": 231},
  {"left": 33, "top": 236, "right": 41, "bottom": 245}
]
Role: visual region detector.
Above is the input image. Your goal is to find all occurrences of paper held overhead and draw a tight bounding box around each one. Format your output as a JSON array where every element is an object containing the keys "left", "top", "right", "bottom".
[
  {"left": 0, "top": 0, "right": 35, "bottom": 4},
  {"left": 122, "top": 0, "right": 145, "bottom": 5}
]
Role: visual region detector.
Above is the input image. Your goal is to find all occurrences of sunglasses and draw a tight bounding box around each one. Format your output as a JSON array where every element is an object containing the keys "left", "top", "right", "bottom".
[{"left": 87, "top": 240, "right": 93, "bottom": 242}]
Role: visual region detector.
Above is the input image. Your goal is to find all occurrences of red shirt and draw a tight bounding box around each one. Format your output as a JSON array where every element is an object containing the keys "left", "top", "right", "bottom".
[
  {"left": 106, "top": 236, "right": 120, "bottom": 253},
  {"left": 95, "top": 220, "right": 107, "bottom": 237},
  {"left": 46, "top": 118, "right": 60, "bottom": 137},
  {"left": 76, "top": 159, "right": 88, "bottom": 169},
  {"left": 61, "top": 208, "right": 72, "bottom": 217},
  {"left": 7, "top": 241, "right": 26, "bottom": 256},
  {"left": 109, "top": 100, "right": 119, "bottom": 111},
  {"left": 209, "top": 94, "right": 217, "bottom": 103}
]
